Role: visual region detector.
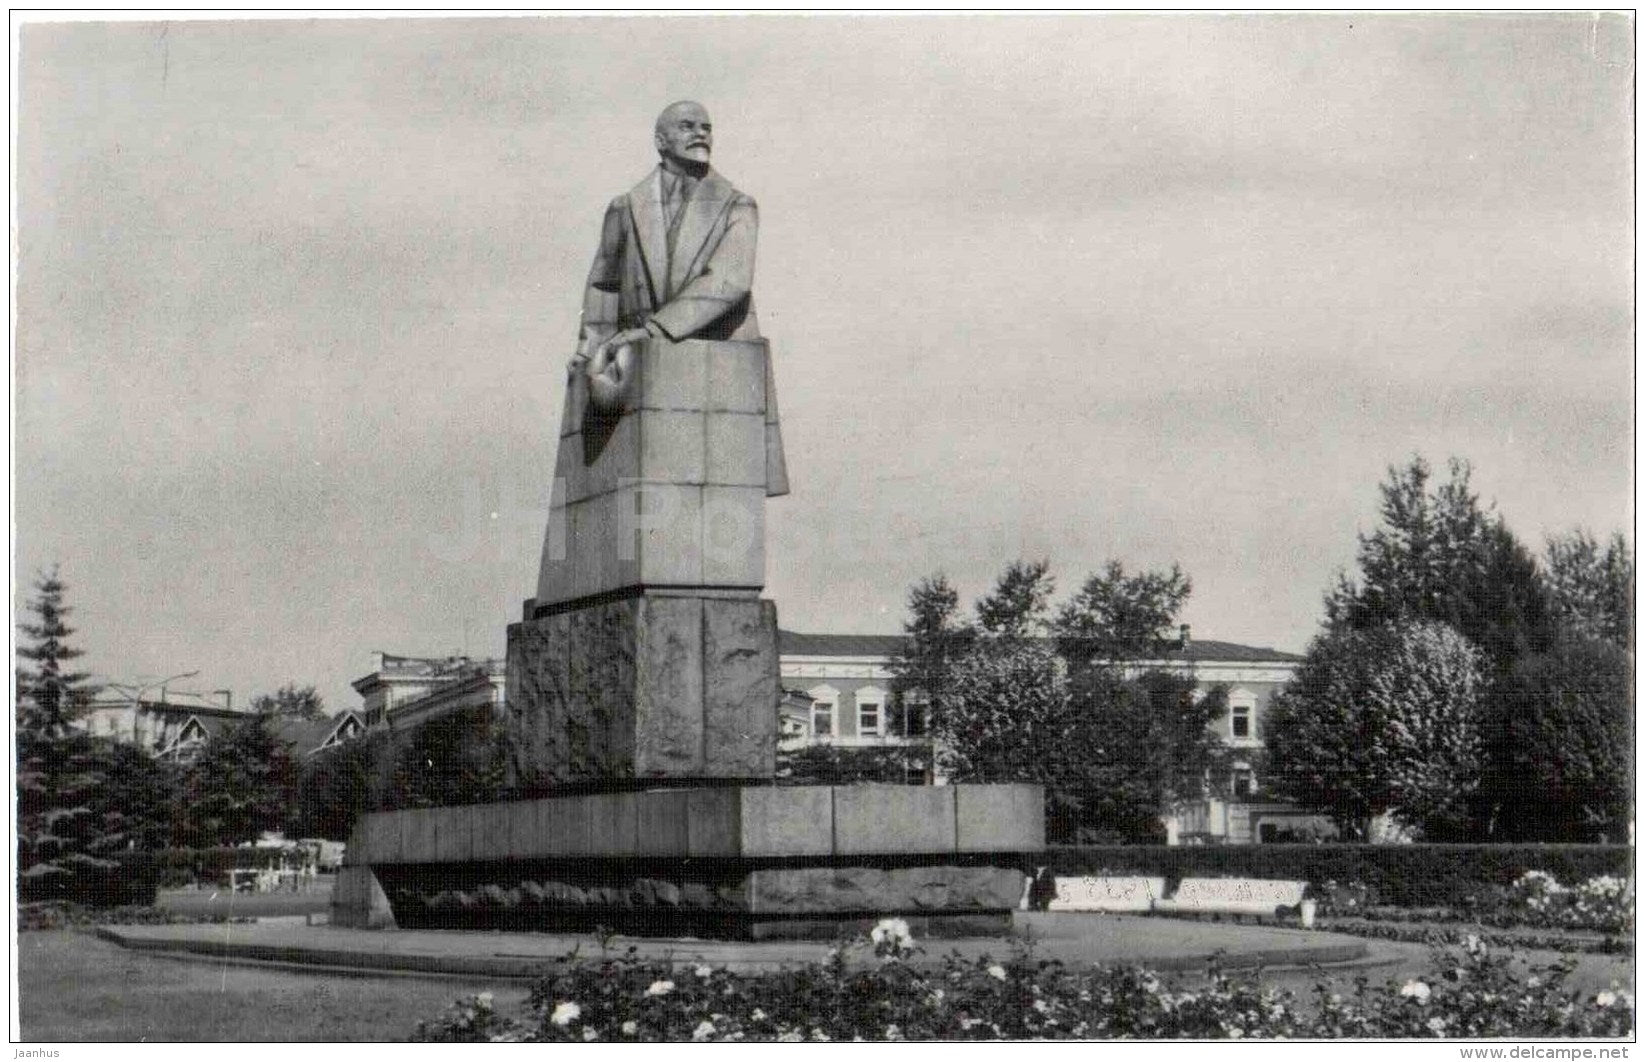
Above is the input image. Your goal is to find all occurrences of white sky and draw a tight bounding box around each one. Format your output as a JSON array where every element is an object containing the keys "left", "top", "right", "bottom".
[{"left": 13, "top": 13, "right": 1634, "bottom": 712}]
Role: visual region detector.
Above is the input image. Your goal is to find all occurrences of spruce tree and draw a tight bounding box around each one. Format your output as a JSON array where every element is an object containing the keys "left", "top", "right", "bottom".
[
  {"left": 15, "top": 568, "right": 138, "bottom": 903},
  {"left": 17, "top": 566, "right": 96, "bottom": 736}
]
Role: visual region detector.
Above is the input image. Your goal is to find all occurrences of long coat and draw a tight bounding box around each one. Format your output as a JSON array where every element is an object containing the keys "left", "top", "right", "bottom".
[{"left": 580, "top": 166, "right": 788, "bottom": 496}]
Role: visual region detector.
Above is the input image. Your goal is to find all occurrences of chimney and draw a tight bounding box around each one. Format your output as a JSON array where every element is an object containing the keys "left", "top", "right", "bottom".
[
  {"left": 215, "top": 689, "right": 233, "bottom": 710},
  {"left": 1179, "top": 624, "right": 1191, "bottom": 649}
]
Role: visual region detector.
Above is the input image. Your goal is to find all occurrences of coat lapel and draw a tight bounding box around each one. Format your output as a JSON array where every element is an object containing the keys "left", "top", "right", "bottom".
[
  {"left": 626, "top": 168, "right": 667, "bottom": 306},
  {"left": 667, "top": 168, "right": 734, "bottom": 294}
]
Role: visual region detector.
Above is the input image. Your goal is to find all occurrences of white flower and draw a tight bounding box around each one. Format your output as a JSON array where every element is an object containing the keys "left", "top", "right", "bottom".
[
  {"left": 1032, "top": 998, "right": 1049, "bottom": 1014},
  {"left": 550, "top": 1001, "right": 581, "bottom": 1026},
  {"left": 1400, "top": 980, "right": 1431, "bottom": 1004},
  {"left": 645, "top": 979, "right": 674, "bottom": 997},
  {"left": 1227, "top": 1027, "right": 1244, "bottom": 1039},
  {"left": 694, "top": 963, "right": 714, "bottom": 978},
  {"left": 475, "top": 992, "right": 494, "bottom": 1010},
  {"left": 1427, "top": 1016, "right": 1447, "bottom": 1035},
  {"left": 581, "top": 1027, "right": 598, "bottom": 1041},
  {"left": 692, "top": 1020, "right": 716, "bottom": 1041},
  {"left": 871, "top": 916, "right": 912, "bottom": 942},
  {"left": 621, "top": 1020, "right": 638, "bottom": 1035},
  {"left": 885, "top": 1023, "right": 902, "bottom": 1040},
  {"left": 1463, "top": 933, "right": 1483, "bottom": 954},
  {"left": 751, "top": 1008, "right": 767, "bottom": 1022},
  {"left": 987, "top": 964, "right": 1008, "bottom": 981},
  {"left": 1598, "top": 991, "right": 1618, "bottom": 1008}
]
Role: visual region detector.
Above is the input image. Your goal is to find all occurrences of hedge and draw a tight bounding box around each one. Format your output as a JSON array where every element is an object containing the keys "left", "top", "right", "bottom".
[
  {"left": 1034, "top": 844, "right": 1633, "bottom": 908},
  {"left": 17, "top": 851, "right": 158, "bottom": 908}
]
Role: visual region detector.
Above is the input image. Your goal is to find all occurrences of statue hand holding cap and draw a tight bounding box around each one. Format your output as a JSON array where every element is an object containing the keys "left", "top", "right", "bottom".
[{"left": 570, "top": 321, "right": 663, "bottom": 411}]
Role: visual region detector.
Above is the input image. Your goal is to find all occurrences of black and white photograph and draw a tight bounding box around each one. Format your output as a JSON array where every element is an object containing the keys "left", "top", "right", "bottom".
[{"left": 9, "top": 10, "right": 1636, "bottom": 1047}]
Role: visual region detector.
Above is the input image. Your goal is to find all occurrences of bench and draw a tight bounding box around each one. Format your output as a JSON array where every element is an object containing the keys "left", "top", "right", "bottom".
[
  {"left": 1152, "top": 877, "right": 1309, "bottom": 922},
  {"left": 1046, "top": 876, "right": 1168, "bottom": 913}
]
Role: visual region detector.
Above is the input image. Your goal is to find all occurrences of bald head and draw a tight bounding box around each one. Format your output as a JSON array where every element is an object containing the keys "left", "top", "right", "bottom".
[{"left": 654, "top": 100, "right": 713, "bottom": 168}]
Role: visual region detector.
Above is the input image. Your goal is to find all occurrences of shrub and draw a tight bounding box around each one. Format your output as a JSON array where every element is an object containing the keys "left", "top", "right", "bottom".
[
  {"left": 777, "top": 743, "right": 930, "bottom": 786},
  {"left": 1466, "top": 871, "right": 1634, "bottom": 935},
  {"left": 17, "top": 900, "right": 244, "bottom": 932},
  {"left": 411, "top": 925, "right": 1632, "bottom": 1041}
]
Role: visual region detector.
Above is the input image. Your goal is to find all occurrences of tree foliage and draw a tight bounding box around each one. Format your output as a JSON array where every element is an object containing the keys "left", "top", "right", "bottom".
[
  {"left": 1545, "top": 529, "right": 1633, "bottom": 650},
  {"left": 974, "top": 559, "right": 1055, "bottom": 638},
  {"left": 1485, "top": 637, "right": 1633, "bottom": 842},
  {"left": 17, "top": 566, "right": 97, "bottom": 736},
  {"left": 1264, "top": 621, "right": 1484, "bottom": 840},
  {"left": 889, "top": 573, "right": 973, "bottom": 738},
  {"left": 16, "top": 570, "right": 170, "bottom": 903},
  {"left": 1066, "top": 669, "right": 1228, "bottom": 842},
  {"left": 921, "top": 559, "right": 1221, "bottom": 842},
  {"left": 776, "top": 742, "right": 930, "bottom": 786},
  {"left": 1055, "top": 560, "right": 1191, "bottom": 664},
  {"left": 251, "top": 683, "right": 327, "bottom": 720},
  {"left": 389, "top": 704, "right": 510, "bottom": 809},
  {"left": 1324, "top": 457, "right": 1556, "bottom": 673},
  {"left": 291, "top": 729, "right": 393, "bottom": 840},
  {"left": 175, "top": 716, "right": 300, "bottom": 848}
]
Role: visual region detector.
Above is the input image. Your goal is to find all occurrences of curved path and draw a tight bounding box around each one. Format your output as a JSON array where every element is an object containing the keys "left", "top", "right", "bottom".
[{"left": 98, "top": 912, "right": 1370, "bottom": 981}]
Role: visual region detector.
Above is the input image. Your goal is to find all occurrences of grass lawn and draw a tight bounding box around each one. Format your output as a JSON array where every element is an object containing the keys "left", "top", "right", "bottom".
[
  {"left": 16, "top": 930, "right": 524, "bottom": 1042},
  {"left": 156, "top": 886, "right": 332, "bottom": 920}
]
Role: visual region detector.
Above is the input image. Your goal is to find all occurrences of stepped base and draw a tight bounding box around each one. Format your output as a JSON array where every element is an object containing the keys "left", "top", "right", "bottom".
[{"left": 335, "top": 784, "right": 1044, "bottom": 940}]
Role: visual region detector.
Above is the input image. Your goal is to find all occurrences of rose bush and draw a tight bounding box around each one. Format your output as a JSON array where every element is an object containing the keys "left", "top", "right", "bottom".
[{"left": 410, "top": 920, "right": 1632, "bottom": 1041}]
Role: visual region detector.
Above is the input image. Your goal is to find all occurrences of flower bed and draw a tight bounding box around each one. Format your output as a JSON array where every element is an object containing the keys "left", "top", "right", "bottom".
[
  {"left": 1310, "top": 871, "right": 1633, "bottom": 942},
  {"left": 1038, "top": 844, "right": 1631, "bottom": 908},
  {"left": 1314, "top": 918, "right": 1630, "bottom": 956},
  {"left": 411, "top": 920, "right": 1633, "bottom": 1041}
]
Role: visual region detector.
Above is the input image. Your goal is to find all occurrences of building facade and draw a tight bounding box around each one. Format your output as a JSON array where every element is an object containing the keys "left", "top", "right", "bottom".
[
  {"left": 350, "top": 652, "right": 506, "bottom": 731},
  {"left": 78, "top": 688, "right": 364, "bottom": 761},
  {"left": 776, "top": 628, "right": 1330, "bottom": 844}
]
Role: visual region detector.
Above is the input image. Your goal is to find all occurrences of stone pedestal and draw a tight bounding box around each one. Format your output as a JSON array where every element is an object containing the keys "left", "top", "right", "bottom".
[
  {"left": 505, "top": 594, "right": 778, "bottom": 787},
  {"left": 334, "top": 784, "right": 1045, "bottom": 939},
  {"left": 505, "top": 336, "right": 783, "bottom": 788},
  {"left": 535, "top": 337, "right": 778, "bottom": 611}
]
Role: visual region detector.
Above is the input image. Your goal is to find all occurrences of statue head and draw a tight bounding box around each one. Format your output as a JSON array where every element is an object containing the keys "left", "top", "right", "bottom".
[{"left": 654, "top": 100, "right": 713, "bottom": 168}]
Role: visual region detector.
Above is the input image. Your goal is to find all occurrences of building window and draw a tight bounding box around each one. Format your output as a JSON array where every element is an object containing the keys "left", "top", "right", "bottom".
[
  {"left": 808, "top": 685, "right": 839, "bottom": 738},
  {"left": 856, "top": 686, "right": 886, "bottom": 737},
  {"left": 1228, "top": 691, "right": 1257, "bottom": 740},
  {"left": 901, "top": 696, "right": 929, "bottom": 738},
  {"left": 1232, "top": 768, "right": 1255, "bottom": 798}
]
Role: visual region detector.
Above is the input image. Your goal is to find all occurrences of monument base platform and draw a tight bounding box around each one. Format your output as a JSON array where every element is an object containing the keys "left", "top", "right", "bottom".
[{"left": 335, "top": 783, "right": 1043, "bottom": 940}]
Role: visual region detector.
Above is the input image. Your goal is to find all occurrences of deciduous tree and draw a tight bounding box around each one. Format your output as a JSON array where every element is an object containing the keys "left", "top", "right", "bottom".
[
  {"left": 251, "top": 683, "right": 327, "bottom": 720},
  {"left": 1484, "top": 637, "right": 1632, "bottom": 842},
  {"left": 1054, "top": 560, "right": 1191, "bottom": 665},
  {"left": 1545, "top": 529, "right": 1633, "bottom": 650},
  {"left": 1264, "top": 620, "right": 1484, "bottom": 840},
  {"left": 176, "top": 716, "right": 299, "bottom": 847}
]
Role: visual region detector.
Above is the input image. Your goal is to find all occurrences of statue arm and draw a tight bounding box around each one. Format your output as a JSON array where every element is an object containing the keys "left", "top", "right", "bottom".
[
  {"left": 647, "top": 196, "right": 758, "bottom": 341},
  {"left": 576, "top": 198, "right": 627, "bottom": 359}
]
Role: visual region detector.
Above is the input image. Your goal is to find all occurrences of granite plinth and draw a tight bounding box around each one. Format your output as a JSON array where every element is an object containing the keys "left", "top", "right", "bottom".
[
  {"left": 505, "top": 594, "right": 779, "bottom": 786},
  {"left": 336, "top": 784, "right": 1044, "bottom": 939}
]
